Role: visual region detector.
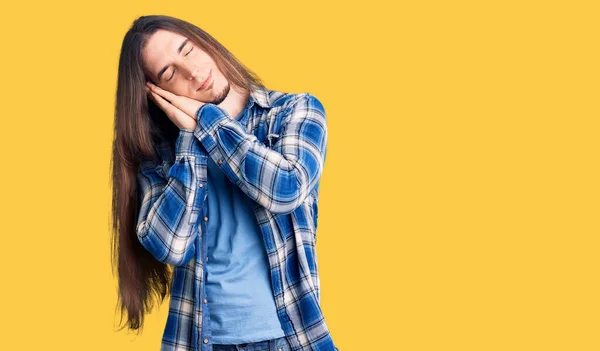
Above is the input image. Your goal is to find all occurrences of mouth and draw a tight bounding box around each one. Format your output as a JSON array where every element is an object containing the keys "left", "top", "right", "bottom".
[{"left": 196, "top": 69, "right": 213, "bottom": 91}]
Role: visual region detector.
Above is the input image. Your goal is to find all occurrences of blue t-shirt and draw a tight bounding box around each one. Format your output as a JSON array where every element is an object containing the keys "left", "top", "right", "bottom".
[{"left": 204, "top": 154, "right": 285, "bottom": 344}]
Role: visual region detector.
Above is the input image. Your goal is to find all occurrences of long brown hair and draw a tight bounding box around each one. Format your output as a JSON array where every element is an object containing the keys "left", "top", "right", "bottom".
[{"left": 110, "top": 14, "right": 265, "bottom": 333}]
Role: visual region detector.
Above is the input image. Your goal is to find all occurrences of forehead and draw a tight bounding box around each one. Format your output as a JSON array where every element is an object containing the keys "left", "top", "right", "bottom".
[{"left": 143, "top": 30, "right": 188, "bottom": 77}]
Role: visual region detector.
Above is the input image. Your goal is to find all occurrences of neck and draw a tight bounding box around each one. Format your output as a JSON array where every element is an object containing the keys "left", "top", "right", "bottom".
[{"left": 217, "top": 84, "right": 250, "bottom": 120}]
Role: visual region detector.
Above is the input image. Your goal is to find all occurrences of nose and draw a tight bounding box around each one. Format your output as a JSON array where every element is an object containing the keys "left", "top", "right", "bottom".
[
  {"left": 188, "top": 68, "right": 199, "bottom": 80},
  {"left": 183, "top": 61, "right": 199, "bottom": 80}
]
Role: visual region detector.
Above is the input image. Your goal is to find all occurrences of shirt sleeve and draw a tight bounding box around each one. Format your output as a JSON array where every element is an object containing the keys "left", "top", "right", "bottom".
[
  {"left": 135, "top": 129, "right": 205, "bottom": 266},
  {"left": 193, "top": 93, "right": 328, "bottom": 214}
]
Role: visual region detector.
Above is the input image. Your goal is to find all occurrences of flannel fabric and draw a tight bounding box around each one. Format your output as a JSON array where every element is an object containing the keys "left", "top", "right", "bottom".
[{"left": 135, "top": 85, "right": 337, "bottom": 351}]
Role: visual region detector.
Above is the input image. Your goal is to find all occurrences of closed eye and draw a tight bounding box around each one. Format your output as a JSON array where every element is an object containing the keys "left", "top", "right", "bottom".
[{"left": 167, "top": 47, "right": 194, "bottom": 81}]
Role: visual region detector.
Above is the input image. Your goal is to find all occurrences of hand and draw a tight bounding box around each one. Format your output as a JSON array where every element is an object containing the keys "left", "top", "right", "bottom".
[{"left": 145, "top": 81, "right": 205, "bottom": 131}]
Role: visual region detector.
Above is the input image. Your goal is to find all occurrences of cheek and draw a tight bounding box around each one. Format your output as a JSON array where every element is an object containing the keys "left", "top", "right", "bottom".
[
  {"left": 160, "top": 84, "right": 184, "bottom": 99},
  {"left": 213, "top": 70, "right": 224, "bottom": 85},
  {"left": 173, "top": 83, "right": 189, "bottom": 96}
]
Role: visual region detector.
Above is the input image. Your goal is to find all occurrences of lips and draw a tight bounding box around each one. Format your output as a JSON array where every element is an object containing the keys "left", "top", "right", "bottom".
[{"left": 196, "top": 69, "right": 212, "bottom": 91}]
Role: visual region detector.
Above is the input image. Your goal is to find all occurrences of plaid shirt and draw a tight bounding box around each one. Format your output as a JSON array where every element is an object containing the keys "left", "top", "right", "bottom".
[{"left": 135, "top": 85, "right": 338, "bottom": 351}]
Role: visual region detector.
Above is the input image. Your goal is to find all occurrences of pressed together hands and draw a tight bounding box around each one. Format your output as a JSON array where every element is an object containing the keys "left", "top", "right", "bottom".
[{"left": 145, "top": 81, "right": 205, "bottom": 131}]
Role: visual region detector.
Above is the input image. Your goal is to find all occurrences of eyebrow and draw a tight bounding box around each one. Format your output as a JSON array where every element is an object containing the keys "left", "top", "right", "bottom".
[{"left": 156, "top": 38, "right": 190, "bottom": 82}]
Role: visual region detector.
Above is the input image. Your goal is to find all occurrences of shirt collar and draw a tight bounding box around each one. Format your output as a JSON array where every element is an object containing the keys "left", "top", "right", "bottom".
[{"left": 248, "top": 84, "right": 271, "bottom": 108}]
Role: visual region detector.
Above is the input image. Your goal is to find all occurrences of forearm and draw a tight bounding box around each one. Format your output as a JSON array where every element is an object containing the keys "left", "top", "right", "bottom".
[{"left": 192, "top": 94, "right": 327, "bottom": 214}]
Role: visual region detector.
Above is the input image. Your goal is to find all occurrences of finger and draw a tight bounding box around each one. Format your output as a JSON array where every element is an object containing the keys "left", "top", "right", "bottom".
[
  {"left": 175, "top": 95, "right": 207, "bottom": 118},
  {"left": 146, "top": 82, "right": 204, "bottom": 121},
  {"left": 147, "top": 87, "right": 158, "bottom": 104},
  {"left": 147, "top": 82, "right": 177, "bottom": 102},
  {"left": 150, "top": 90, "right": 175, "bottom": 113},
  {"left": 150, "top": 91, "right": 193, "bottom": 128}
]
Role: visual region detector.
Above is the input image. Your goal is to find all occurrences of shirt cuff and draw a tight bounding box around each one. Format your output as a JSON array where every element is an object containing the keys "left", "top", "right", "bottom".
[
  {"left": 194, "top": 103, "right": 231, "bottom": 143},
  {"left": 174, "top": 128, "right": 203, "bottom": 157}
]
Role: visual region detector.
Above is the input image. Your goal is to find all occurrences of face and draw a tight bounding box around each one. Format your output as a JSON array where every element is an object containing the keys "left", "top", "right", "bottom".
[{"left": 142, "top": 29, "right": 230, "bottom": 104}]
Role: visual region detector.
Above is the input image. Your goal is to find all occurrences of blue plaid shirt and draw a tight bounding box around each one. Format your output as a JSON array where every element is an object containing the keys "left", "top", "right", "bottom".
[{"left": 135, "top": 85, "right": 338, "bottom": 351}]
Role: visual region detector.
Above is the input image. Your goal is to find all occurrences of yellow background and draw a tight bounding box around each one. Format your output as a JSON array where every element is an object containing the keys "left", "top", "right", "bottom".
[{"left": 0, "top": 0, "right": 598, "bottom": 350}]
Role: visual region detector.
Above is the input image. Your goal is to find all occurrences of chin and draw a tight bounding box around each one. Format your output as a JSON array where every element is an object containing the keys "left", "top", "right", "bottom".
[{"left": 212, "top": 82, "right": 230, "bottom": 105}]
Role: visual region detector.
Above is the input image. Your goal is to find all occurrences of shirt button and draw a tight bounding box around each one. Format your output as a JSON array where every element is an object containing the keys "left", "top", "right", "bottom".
[
  {"left": 198, "top": 183, "right": 203, "bottom": 188},
  {"left": 204, "top": 216, "right": 209, "bottom": 222},
  {"left": 203, "top": 338, "right": 209, "bottom": 344},
  {"left": 217, "top": 159, "right": 223, "bottom": 165},
  {"left": 203, "top": 298, "right": 207, "bottom": 303}
]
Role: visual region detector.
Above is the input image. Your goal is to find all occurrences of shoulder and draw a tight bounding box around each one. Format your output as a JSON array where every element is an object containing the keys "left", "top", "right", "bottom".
[
  {"left": 264, "top": 87, "right": 326, "bottom": 116},
  {"left": 260, "top": 89, "right": 327, "bottom": 145}
]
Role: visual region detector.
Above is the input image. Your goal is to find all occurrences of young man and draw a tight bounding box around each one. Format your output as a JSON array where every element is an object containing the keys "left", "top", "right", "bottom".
[{"left": 110, "top": 15, "right": 337, "bottom": 351}]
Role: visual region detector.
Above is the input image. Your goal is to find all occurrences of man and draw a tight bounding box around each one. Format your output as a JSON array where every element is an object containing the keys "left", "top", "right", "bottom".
[{"left": 110, "top": 15, "right": 337, "bottom": 351}]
